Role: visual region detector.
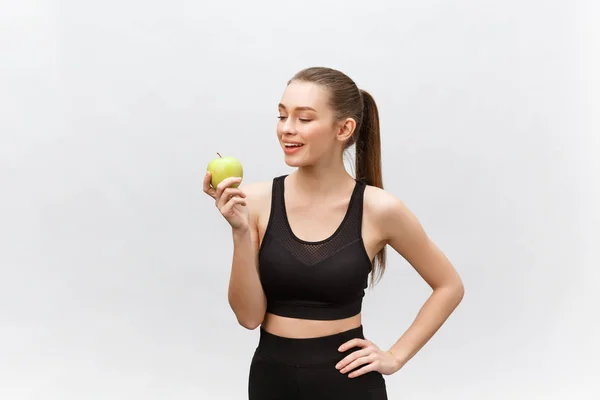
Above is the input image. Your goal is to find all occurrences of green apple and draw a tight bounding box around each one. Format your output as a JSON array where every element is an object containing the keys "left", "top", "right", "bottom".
[{"left": 207, "top": 152, "right": 244, "bottom": 189}]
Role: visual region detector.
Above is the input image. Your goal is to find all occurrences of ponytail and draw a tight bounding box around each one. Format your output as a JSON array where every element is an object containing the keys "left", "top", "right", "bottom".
[
  {"left": 355, "top": 89, "right": 383, "bottom": 189},
  {"left": 355, "top": 89, "right": 386, "bottom": 285}
]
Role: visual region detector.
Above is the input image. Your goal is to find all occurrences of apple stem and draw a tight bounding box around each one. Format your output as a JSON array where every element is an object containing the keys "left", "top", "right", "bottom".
[{"left": 217, "top": 152, "right": 222, "bottom": 158}]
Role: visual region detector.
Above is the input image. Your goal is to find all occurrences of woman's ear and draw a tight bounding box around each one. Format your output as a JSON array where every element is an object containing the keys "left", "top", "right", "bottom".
[{"left": 336, "top": 118, "right": 357, "bottom": 143}]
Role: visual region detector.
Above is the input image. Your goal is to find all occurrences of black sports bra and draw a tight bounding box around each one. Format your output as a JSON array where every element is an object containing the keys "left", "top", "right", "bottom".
[{"left": 258, "top": 175, "right": 372, "bottom": 320}]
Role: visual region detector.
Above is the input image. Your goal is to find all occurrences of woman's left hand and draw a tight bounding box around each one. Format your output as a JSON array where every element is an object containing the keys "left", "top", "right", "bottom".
[{"left": 335, "top": 338, "right": 402, "bottom": 378}]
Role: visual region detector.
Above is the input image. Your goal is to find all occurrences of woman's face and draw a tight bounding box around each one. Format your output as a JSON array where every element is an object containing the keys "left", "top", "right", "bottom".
[{"left": 277, "top": 81, "right": 344, "bottom": 168}]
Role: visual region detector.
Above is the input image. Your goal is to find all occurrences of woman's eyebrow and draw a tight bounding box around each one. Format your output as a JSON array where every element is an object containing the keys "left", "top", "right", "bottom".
[{"left": 278, "top": 103, "right": 317, "bottom": 112}]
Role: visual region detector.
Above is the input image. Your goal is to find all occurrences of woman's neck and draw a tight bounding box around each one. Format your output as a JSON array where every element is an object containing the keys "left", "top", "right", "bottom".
[{"left": 289, "top": 160, "right": 355, "bottom": 200}]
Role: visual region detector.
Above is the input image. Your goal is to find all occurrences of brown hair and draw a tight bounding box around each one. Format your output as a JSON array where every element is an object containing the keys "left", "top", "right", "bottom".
[{"left": 289, "top": 67, "right": 386, "bottom": 285}]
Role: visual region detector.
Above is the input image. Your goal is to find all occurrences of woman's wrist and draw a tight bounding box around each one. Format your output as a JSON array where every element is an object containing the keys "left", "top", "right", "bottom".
[
  {"left": 232, "top": 224, "right": 250, "bottom": 239},
  {"left": 386, "top": 348, "right": 406, "bottom": 372}
]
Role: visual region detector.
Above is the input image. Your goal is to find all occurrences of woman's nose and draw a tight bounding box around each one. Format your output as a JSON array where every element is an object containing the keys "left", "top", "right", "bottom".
[{"left": 281, "top": 119, "right": 297, "bottom": 135}]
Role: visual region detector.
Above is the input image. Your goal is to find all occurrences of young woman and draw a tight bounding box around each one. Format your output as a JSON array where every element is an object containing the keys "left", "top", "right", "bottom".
[{"left": 203, "top": 67, "right": 465, "bottom": 399}]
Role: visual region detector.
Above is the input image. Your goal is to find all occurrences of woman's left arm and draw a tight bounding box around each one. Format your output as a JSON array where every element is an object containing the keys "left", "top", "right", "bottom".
[
  {"left": 336, "top": 189, "right": 465, "bottom": 378},
  {"left": 380, "top": 190, "right": 465, "bottom": 370}
]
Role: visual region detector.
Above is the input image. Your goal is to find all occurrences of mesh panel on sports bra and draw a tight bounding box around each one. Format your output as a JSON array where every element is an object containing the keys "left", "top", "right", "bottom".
[{"left": 266, "top": 175, "right": 365, "bottom": 266}]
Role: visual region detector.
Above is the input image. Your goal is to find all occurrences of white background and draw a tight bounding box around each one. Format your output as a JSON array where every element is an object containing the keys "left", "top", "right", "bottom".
[{"left": 1, "top": 0, "right": 599, "bottom": 399}]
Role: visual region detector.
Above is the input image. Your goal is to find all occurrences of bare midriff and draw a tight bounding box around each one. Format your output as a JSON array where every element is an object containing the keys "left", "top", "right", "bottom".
[{"left": 261, "top": 312, "right": 362, "bottom": 338}]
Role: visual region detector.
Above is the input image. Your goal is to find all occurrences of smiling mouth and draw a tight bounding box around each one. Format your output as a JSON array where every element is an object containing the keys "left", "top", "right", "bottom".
[{"left": 284, "top": 143, "right": 304, "bottom": 148}]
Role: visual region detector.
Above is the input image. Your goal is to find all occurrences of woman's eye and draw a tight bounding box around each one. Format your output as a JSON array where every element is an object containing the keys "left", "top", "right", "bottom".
[{"left": 277, "top": 116, "right": 311, "bottom": 122}]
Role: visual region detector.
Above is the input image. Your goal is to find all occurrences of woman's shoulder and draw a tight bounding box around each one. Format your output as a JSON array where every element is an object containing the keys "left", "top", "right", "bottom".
[
  {"left": 240, "top": 179, "right": 273, "bottom": 206},
  {"left": 239, "top": 179, "right": 275, "bottom": 216},
  {"left": 364, "top": 184, "right": 402, "bottom": 213},
  {"left": 240, "top": 178, "right": 280, "bottom": 232},
  {"left": 363, "top": 184, "right": 417, "bottom": 234},
  {"left": 240, "top": 179, "right": 272, "bottom": 196},
  {"left": 240, "top": 174, "right": 286, "bottom": 199}
]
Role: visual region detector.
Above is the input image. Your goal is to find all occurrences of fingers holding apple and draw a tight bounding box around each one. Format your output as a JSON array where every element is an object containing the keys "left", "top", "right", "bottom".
[
  {"left": 216, "top": 185, "right": 246, "bottom": 210},
  {"left": 203, "top": 172, "right": 241, "bottom": 201},
  {"left": 203, "top": 171, "right": 217, "bottom": 198},
  {"left": 219, "top": 193, "right": 248, "bottom": 223}
]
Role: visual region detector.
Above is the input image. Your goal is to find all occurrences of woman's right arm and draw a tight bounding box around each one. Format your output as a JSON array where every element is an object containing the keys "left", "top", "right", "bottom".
[
  {"left": 228, "top": 200, "right": 267, "bottom": 329},
  {"left": 203, "top": 173, "right": 267, "bottom": 330}
]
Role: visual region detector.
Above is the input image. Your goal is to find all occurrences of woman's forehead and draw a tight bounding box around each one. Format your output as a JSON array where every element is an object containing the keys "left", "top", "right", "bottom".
[{"left": 279, "top": 81, "right": 329, "bottom": 111}]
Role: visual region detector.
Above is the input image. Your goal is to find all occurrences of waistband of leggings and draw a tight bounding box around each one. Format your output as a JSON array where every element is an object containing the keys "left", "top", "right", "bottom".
[{"left": 256, "top": 325, "right": 365, "bottom": 365}]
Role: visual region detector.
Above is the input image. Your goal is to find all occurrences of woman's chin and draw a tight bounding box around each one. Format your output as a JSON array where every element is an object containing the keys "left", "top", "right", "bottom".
[
  {"left": 283, "top": 155, "right": 307, "bottom": 168},
  {"left": 284, "top": 160, "right": 304, "bottom": 168}
]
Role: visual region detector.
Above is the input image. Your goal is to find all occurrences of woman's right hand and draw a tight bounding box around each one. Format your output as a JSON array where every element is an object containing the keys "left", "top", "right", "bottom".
[{"left": 203, "top": 171, "right": 249, "bottom": 231}]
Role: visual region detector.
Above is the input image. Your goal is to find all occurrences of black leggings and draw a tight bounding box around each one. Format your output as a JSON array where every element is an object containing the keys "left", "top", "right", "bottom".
[{"left": 248, "top": 325, "right": 388, "bottom": 400}]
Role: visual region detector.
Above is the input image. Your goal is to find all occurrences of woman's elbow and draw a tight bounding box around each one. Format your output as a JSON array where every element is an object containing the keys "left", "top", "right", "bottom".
[
  {"left": 237, "top": 317, "right": 263, "bottom": 330},
  {"left": 451, "top": 280, "right": 465, "bottom": 303}
]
